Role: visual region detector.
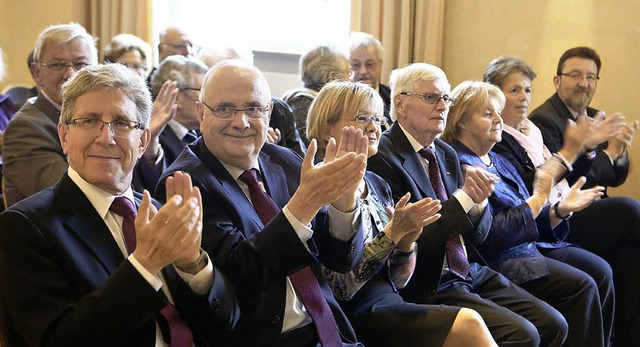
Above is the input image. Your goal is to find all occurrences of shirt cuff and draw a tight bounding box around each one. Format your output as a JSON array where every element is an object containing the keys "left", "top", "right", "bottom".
[
  {"left": 173, "top": 252, "right": 215, "bottom": 295},
  {"left": 452, "top": 189, "right": 474, "bottom": 213},
  {"left": 327, "top": 201, "right": 361, "bottom": 242},
  {"left": 129, "top": 254, "right": 163, "bottom": 291},
  {"left": 282, "top": 205, "right": 313, "bottom": 248}
]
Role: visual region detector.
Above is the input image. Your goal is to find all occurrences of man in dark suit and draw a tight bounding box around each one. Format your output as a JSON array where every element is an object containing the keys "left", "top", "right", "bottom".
[
  {"left": 368, "top": 62, "right": 568, "bottom": 346},
  {"left": 0, "top": 64, "right": 238, "bottom": 346},
  {"left": 151, "top": 55, "right": 207, "bottom": 166},
  {"left": 347, "top": 32, "right": 392, "bottom": 126},
  {"left": 2, "top": 23, "right": 169, "bottom": 207},
  {"left": 529, "top": 46, "right": 640, "bottom": 346},
  {"left": 529, "top": 46, "right": 639, "bottom": 195},
  {"left": 157, "top": 60, "right": 368, "bottom": 346}
]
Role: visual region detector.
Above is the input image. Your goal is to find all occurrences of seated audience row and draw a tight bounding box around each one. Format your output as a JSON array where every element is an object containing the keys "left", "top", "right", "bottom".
[{"left": 1, "top": 20, "right": 639, "bottom": 347}]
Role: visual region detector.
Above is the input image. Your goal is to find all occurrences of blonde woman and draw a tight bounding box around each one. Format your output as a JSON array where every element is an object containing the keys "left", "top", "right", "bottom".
[{"left": 307, "top": 80, "right": 497, "bottom": 347}]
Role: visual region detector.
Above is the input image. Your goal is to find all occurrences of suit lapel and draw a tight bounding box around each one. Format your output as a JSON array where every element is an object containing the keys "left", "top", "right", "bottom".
[
  {"left": 389, "top": 124, "right": 438, "bottom": 199},
  {"left": 434, "top": 140, "right": 458, "bottom": 196},
  {"left": 34, "top": 92, "right": 61, "bottom": 125},
  {"left": 258, "top": 152, "right": 289, "bottom": 209},
  {"left": 55, "top": 174, "right": 125, "bottom": 274},
  {"left": 199, "top": 141, "right": 265, "bottom": 232}
]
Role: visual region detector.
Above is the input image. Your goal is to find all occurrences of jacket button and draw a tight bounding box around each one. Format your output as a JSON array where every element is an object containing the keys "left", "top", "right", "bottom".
[
  {"left": 211, "top": 298, "right": 220, "bottom": 309},
  {"left": 271, "top": 315, "right": 282, "bottom": 325}
]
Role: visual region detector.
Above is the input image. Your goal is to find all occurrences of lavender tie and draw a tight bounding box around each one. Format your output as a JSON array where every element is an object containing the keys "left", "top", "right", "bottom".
[
  {"left": 110, "top": 197, "right": 193, "bottom": 347},
  {"left": 239, "top": 169, "right": 343, "bottom": 346},
  {"left": 418, "top": 147, "right": 470, "bottom": 279}
]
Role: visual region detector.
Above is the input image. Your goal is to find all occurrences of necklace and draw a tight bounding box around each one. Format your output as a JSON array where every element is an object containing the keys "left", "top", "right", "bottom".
[{"left": 480, "top": 154, "right": 493, "bottom": 168}]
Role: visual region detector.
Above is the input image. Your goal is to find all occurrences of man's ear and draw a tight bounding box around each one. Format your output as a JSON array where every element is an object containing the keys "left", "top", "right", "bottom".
[
  {"left": 138, "top": 128, "right": 151, "bottom": 157},
  {"left": 58, "top": 122, "right": 69, "bottom": 155},
  {"left": 394, "top": 95, "right": 404, "bottom": 118},
  {"left": 553, "top": 75, "right": 561, "bottom": 91},
  {"left": 31, "top": 61, "right": 44, "bottom": 89}
]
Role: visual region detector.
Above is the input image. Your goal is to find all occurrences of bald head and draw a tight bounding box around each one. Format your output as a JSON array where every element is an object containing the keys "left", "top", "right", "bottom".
[
  {"left": 158, "top": 26, "right": 193, "bottom": 61},
  {"left": 197, "top": 60, "right": 273, "bottom": 169}
]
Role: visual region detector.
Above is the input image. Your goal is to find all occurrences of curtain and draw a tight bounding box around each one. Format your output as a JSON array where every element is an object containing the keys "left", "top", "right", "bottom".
[
  {"left": 350, "top": 0, "right": 445, "bottom": 85},
  {"left": 85, "top": 0, "right": 153, "bottom": 60}
]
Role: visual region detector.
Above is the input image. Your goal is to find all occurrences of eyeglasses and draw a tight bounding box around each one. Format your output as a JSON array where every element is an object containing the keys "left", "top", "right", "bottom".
[
  {"left": 66, "top": 117, "right": 142, "bottom": 138},
  {"left": 400, "top": 92, "right": 455, "bottom": 107},
  {"left": 559, "top": 72, "right": 599, "bottom": 83},
  {"left": 179, "top": 87, "right": 201, "bottom": 92},
  {"left": 160, "top": 42, "right": 201, "bottom": 55},
  {"left": 40, "top": 61, "right": 91, "bottom": 72},
  {"left": 200, "top": 100, "right": 269, "bottom": 119},
  {"left": 348, "top": 114, "right": 387, "bottom": 125}
]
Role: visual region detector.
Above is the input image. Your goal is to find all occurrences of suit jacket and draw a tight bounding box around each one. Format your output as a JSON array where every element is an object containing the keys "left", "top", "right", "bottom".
[
  {"left": 156, "top": 139, "right": 362, "bottom": 346},
  {"left": 529, "top": 92, "right": 629, "bottom": 194},
  {"left": 159, "top": 126, "right": 189, "bottom": 167},
  {"left": 378, "top": 83, "right": 392, "bottom": 125},
  {"left": 2, "top": 93, "right": 66, "bottom": 207},
  {"left": 451, "top": 141, "right": 572, "bottom": 285},
  {"left": 270, "top": 98, "right": 306, "bottom": 156},
  {"left": 0, "top": 173, "right": 239, "bottom": 347},
  {"left": 2, "top": 93, "right": 164, "bottom": 207},
  {"left": 367, "top": 122, "right": 492, "bottom": 301}
]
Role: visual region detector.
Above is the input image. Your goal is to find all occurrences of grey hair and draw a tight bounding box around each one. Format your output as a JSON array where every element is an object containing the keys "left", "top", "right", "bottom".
[
  {"left": 347, "top": 32, "right": 384, "bottom": 63},
  {"left": 150, "top": 55, "right": 208, "bottom": 97},
  {"left": 33, "top": 22, "right": 98, "bottom": 64},
  {"left": 300, "top": 44, "right": 349, "bottom": 90},
  {"left": 103, "top": 33, "right": 153, "bottom": 73},
  {"left": 483, "top": 56, "right": 537, "bottom": 89},
  {"left": 389, "top": 63, "right": 450, "bottom": 121},
  {"left": 60, "top": 64, "right": 151, "bottom": 128}
]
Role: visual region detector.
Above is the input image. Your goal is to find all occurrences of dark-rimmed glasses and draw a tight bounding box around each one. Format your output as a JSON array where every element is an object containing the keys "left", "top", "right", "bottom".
[
  {"left": 200, "top": 100, "right": 269, "bottom": 119},
  {"left": 559, "top": 72, "right": 599, "bottom": 84},
  {"left": 400, "top": 92, "right": 455, "bottom": 107},
  {"left": 66, "top": 117, "right": 142, "bottom": 138}
]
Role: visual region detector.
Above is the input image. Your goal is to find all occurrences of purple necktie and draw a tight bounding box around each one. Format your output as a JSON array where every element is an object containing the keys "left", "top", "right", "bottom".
[
  {"left": 239, "top": 169, "right": 343, "bottom": 346},
  {"left": 110, "top": 197, "right": 193, "bottom": 347},
  {"left": 418, "top": 147, "right": 470, "bottom": 279}
]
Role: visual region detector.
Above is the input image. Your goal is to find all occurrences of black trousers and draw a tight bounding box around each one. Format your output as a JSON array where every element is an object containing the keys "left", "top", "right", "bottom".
[
  {"left": 567, "top": 196, "right": 640, "bottom": 346},
  {"left": 415, "top": 264, "right": 568, "bottom": 347}
]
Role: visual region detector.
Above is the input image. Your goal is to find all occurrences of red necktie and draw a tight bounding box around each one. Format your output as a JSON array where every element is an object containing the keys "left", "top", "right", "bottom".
[
  {"left": 110, "top": 197, "right": 193, "bottom": 347},
  {"left": 239, "top": 169, "right": 343, "bottom": 346},
  {"left": 418, "top": 147, "right": 470, "bottom": 279}
]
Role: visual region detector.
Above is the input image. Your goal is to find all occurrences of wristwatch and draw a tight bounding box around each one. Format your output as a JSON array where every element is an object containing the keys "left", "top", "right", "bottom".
[
  {"left": 175, "top": 251, "right": 208, "bottom": 273},
  {"left": 553, "top": 202, "right": 573, "bottom": 220}
]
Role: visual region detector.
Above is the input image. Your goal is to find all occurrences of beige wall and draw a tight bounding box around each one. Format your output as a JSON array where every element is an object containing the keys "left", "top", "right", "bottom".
[
  {"left": 0, "top": 0, "right": 87, "bottom": 92},
  {"left": 443, "top": 0, "right": 640, "bottom": 200}
]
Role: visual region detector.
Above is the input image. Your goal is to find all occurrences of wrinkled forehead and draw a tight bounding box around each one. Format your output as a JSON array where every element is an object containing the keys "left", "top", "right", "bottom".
[
  {"left": 203, "top": 65, "right": 271, "bottom": 103},
  {"left": 350, "top": 46, "right": 379, "bottom": 62},
  {"left": 163, "top": 29, "right": 190, "bottom": 44}
]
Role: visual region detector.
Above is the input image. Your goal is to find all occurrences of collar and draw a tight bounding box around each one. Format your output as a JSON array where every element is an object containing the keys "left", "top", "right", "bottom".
[
  {"left": 68, "top": 167, "right": 135, "bottom": 219},
  {"left": 219, "top": 159, "right": 261, "bottom": 181},
  {"left": 398, "top": 122, "right": 434, "bottom": 153},
  {"left": 41, "top": 90, "right": 62, "bottom": 111},
  {"left": 167, "top": 119, "right": 189, "bottom": 140}
]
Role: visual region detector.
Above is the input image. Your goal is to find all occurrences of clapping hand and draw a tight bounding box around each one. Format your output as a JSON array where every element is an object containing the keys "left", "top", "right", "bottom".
[
  {"left": 556, "top": 177, "right": 604, "bottom": 216},
  {"left": 288, "top": 127, "right": 367, "bottom": 225},
  {"left": 133, "top": 172, "right": 202, "bottom": 275},
  {"left": 461, "top": 165, "right": 499, "bottom": 204},
  {"left": 384, "top": 192, "right": 441, "bottom": 252}
]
